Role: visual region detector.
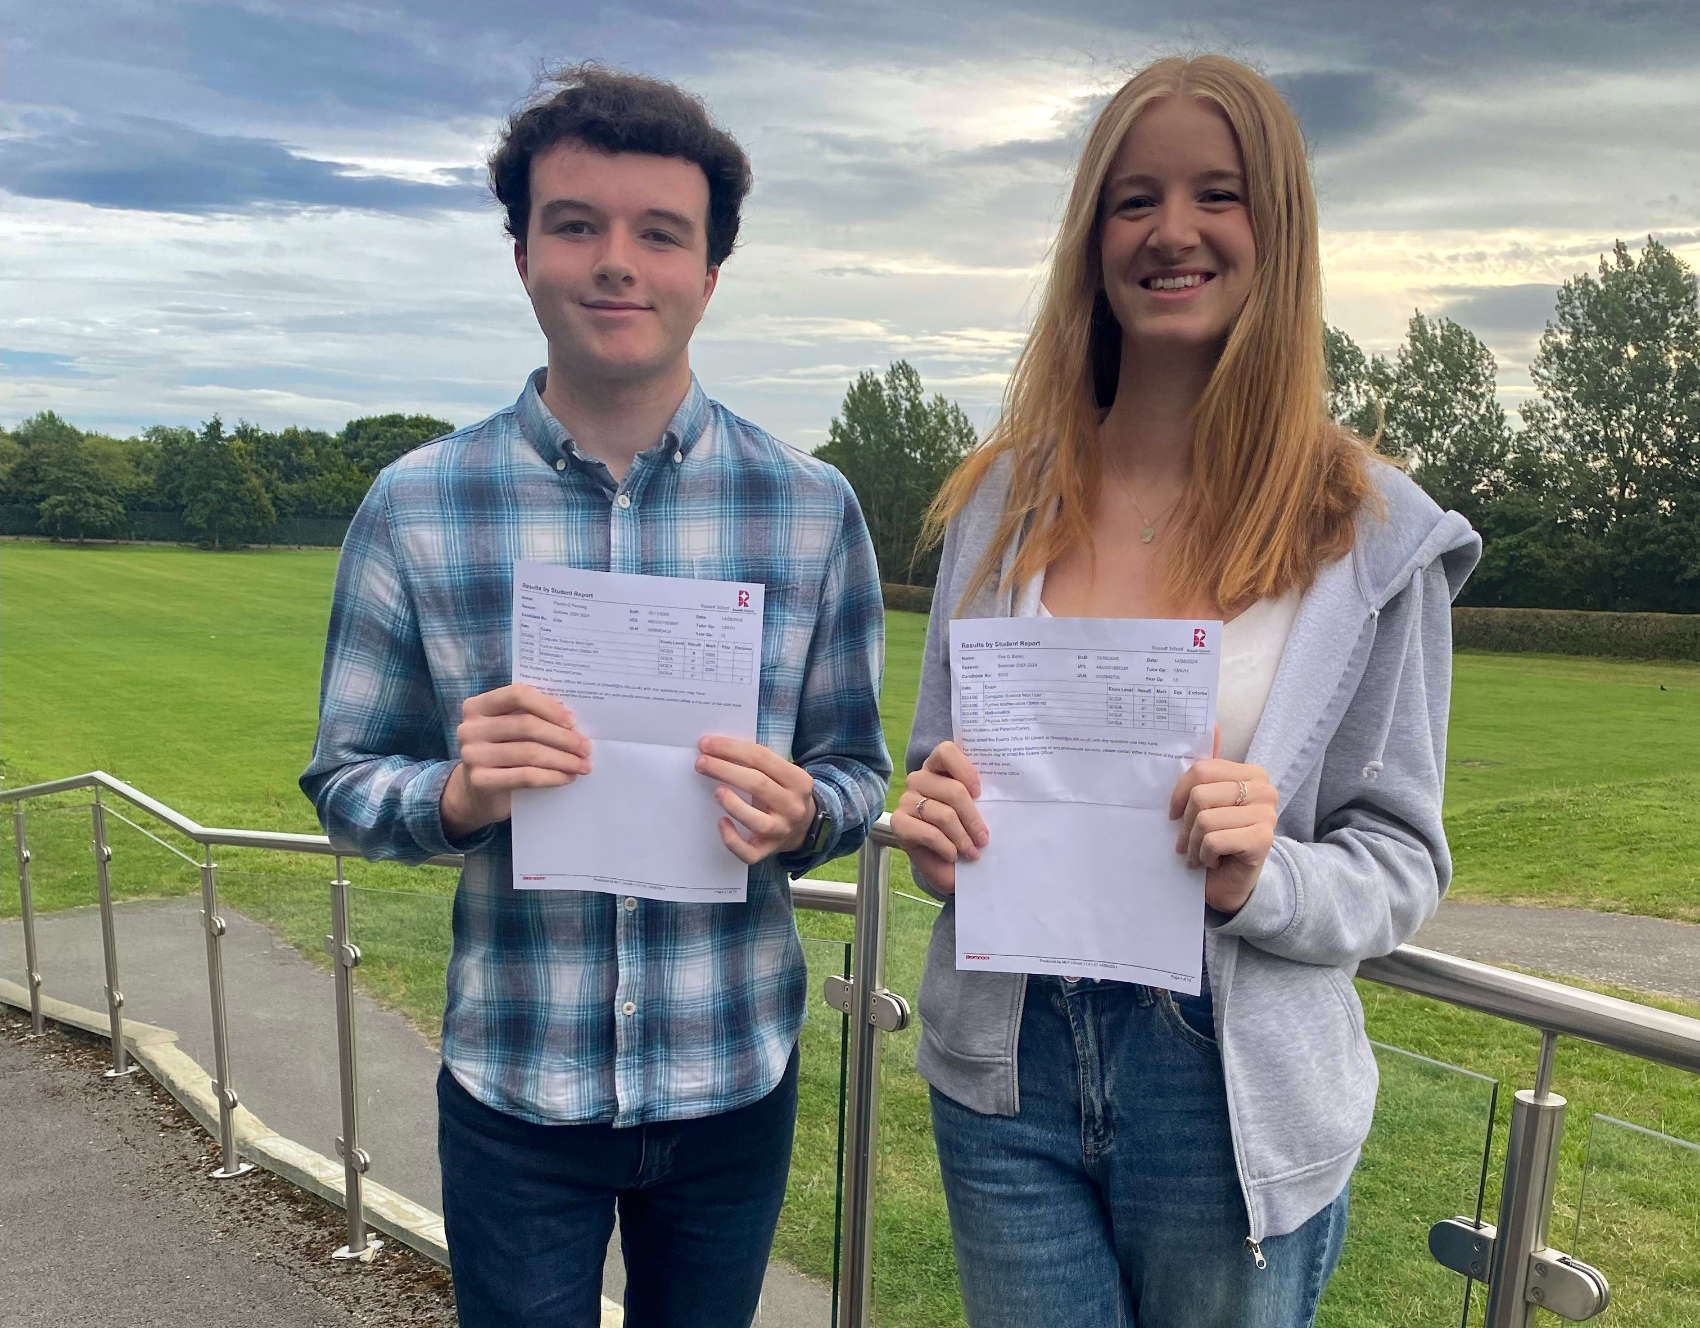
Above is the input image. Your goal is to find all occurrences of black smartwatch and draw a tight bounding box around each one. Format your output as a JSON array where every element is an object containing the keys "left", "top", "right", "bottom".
[{"left": 796, "top": 804, "right": 835, "bottom": 860}]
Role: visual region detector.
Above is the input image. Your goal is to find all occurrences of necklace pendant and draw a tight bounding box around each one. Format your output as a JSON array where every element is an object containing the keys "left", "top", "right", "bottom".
[{"left": 1140, "top": 525, "right": 1156, "bottom": 544}]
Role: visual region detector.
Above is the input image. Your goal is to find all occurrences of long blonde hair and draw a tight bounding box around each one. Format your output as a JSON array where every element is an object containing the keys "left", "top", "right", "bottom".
[{"left": 925, "top": 54, "right": 1378, "bottom": 610}]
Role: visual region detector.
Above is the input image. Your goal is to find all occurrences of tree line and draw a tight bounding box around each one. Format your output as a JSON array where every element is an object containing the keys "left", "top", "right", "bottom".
[
  {"left": 5, "top": 238, "right": 1695, "bottom": 610},
  {"left": 0, "top": 411, "right": 451, "bottom": 549}
]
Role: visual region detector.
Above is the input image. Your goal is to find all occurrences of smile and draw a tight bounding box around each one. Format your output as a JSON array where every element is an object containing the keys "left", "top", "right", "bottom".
[{"left": 1141, "top": 273, "right": 1213, "bottom": 291}]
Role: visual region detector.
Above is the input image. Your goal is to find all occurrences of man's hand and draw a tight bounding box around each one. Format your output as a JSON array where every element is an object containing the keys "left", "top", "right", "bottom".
[
  {"left": 441, "top": 683, "right": 592, "bottom": 838},
  {"left": 695, "top": 736, "right": 818, "bottom": 865}
]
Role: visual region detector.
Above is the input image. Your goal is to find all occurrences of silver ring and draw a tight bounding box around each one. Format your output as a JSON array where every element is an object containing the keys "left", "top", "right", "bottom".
[
  {"left": 914, "top": 796, "right": 930, "bottom": 819},
  {"left": 1233, "top": 780, "right": 1249, "bottom": 807}
]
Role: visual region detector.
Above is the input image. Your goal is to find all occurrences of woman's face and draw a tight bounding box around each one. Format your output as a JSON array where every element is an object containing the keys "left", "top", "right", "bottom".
[{"left": 1097, "top": 96, "right": 1256, "bottom": 358}]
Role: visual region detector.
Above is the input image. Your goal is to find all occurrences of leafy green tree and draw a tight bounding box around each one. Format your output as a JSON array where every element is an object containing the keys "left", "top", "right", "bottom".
[
  {"left": 815, "top": 361, "right": 979, "bottom": 586},
  {"left": 0, "top": 427, "right": 21, "bottom": 498},
  {"left": 339, "top": 413, "right": 453, "bottom": 475},
  {"left": 1520, "top": 238, "right": 1700, "bottom": 609},
  {"left": 1323, "top": 325, "right": 1391, "bottom": 442},
  {"left": 178, "top": 417, "right": 277, "bottom": 549},
  {"left": 5, "top": 412, "right": 132, "bottom": 540},
  {"left": 1383, "top": 312, "right": 1513, "bottom": 528}
]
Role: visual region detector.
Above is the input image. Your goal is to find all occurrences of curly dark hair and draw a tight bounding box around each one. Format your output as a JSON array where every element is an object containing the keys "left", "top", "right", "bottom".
[{"left": 489, "top": 64, "right": 752, "bottom": 268}]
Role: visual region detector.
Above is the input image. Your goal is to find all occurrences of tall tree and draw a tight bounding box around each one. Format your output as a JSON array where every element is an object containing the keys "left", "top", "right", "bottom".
[
  {"left": 1383, "top": 312, "right": 1513, "bottom": 528},
  {"left": 814, "top": 361, "right": 978, "bottom": 586},
  {"left": 1522, "top": 238, "right": 1700, "bottom": 610},
  {"left": 1323, "top": 325, "right": 1391, "bottom": 443},
  {"left": 177, "top": 417, "right": 277, "bottom": 549}
]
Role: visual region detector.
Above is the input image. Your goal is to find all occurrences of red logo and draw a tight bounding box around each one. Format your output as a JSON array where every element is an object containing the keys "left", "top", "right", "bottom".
[
  {"left": 1193, "top": 628, "right": 1207, "bottom": 647},
  {"left": 737, "top": 589, "right": 751, "bottom": 609}
]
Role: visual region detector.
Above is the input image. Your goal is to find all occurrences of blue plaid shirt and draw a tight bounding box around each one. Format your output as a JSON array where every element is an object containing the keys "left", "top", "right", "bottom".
[{"left": 301, "top": 370, "right": 890, "bottom": 1126}]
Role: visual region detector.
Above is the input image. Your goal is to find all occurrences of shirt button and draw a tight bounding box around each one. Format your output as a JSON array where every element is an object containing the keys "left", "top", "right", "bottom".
[
  {"left": 624, "top": 896, "right": 637, "bottom": 911},
  {"left": 672, "top": 450, "right": 683, "bottom": 464},
  {"left": 616, "top": 493, "right": 632, "bottom": 509},
  {"left": 621, "top": 1001, "right": 637, "bottom": 1017},
  {"left": 554, "top": 458, "right": 566, "bottom": 471}
]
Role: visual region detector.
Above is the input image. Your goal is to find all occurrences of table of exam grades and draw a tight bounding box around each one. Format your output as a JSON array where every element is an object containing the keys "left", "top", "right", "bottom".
[
  {"left": 956, "top": 647, "right": 1210, "bottom": 737},
  {"left": 515, "top": 594, "right": 756, "bottom": 685}
]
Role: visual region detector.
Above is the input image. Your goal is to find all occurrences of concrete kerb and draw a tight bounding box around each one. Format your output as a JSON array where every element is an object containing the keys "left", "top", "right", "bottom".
[{"left": 0, "top": 977, "right": 627, "bottom": 1327}]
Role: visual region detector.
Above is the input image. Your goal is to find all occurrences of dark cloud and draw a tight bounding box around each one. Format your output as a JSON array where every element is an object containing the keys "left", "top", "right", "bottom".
[
  {"left": 0, "top": 112, "right": 488, "bottom": 215},
  {"left": 1427, "top": 285, "right": 1563, "bottom": 334},
  {"left": 1273, "top": 71, "right": 1408, "bottom": 152}
]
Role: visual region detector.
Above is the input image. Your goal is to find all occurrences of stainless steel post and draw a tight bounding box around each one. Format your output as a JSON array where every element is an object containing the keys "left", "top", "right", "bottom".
[
  {"left": 198, "top": 847, "right": 252, "bottom": 1179},
  {"left": 837, "top": 839, "right": 893, "bottom": 1328},
  {"left": 328, "top": 856, "right": 380, "bottom": 1260},
  {"left": 12, "top": 807, "right": 44, "bottom": 1034},
  {"left": 91, "top": 791, "right": 135, "bottom": 1076},
  {"left": 1483, "top": 1032, "right": 1566, "bottom": 1328}
]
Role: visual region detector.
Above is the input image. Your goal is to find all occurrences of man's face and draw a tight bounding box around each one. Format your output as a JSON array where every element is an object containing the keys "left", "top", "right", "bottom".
[{"left": 516, "top": 143, "right": 718, "bottom": 390}]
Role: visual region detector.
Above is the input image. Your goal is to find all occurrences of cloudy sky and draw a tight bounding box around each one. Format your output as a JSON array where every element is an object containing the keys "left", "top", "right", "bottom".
[{"left": 3, "top": 1, "right": 1697, "bottom": 449}]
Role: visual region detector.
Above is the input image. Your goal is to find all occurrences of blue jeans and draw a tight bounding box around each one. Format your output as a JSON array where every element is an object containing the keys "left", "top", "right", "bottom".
[
  {"left": 437, "top": 1049, "right": 798, "bottom": 1328},
  {"left": 930, "top": 977, "right": 1348, "bottom": 1328}
]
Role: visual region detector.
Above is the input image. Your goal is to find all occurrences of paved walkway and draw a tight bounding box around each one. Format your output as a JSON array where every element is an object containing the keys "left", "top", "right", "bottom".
[
  {"left": 0, "top": 1008, "right": 457, "bottom": 1328},
  {"left": 0, "top": 898, "right": 833, "bottom": 1327},
  {"left": 1412, "top": 899, "right": 1700, "bottom": 1003}
]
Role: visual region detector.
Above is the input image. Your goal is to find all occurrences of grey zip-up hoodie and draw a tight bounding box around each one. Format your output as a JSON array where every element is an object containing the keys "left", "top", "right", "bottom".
[{"left": 906, "top": 455, "right": 1480, "bottom": 1244}]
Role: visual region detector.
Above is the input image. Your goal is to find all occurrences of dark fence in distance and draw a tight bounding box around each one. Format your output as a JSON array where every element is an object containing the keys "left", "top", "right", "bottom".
[{"left": 0, "top": 505, "right": 351, "bottom": 548}]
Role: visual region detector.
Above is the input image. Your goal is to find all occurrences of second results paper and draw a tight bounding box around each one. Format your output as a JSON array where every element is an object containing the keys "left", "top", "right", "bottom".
[{"left": 949, "top": 616, "right": 1220, "bottom": 991}]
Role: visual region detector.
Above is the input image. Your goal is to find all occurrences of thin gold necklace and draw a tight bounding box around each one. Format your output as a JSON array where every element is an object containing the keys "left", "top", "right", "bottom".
[{"left": 1105, "top": 461, "right": 1181, "bottom": 544}]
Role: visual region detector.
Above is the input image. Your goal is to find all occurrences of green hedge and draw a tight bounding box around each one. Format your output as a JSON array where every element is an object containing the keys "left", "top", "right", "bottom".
[
  {"left": 1452, "top": 607, "right": 1699, "bottom": 660},
  {"left": 882, "top": 582, "right": 935, "bottom": 615}
]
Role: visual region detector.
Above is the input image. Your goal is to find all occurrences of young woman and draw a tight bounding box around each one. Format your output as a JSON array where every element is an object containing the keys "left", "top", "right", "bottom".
[{"left": 892, "top": 55, "right": 1480, "bottom": 1328}]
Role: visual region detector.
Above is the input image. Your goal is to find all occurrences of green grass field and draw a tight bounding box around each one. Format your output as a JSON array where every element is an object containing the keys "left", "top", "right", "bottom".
[{"left": 3, "top": 540, "right": 1697, "bottom": 1326}]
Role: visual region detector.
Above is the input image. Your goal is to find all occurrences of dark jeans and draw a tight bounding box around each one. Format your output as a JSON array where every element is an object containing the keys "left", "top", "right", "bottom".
[
  {"left": 930, "top": 977, "right": 1348, "bottom": 1328},
  {"left": 437, "top": 1050, "right": 799, "bottom": 1328}
]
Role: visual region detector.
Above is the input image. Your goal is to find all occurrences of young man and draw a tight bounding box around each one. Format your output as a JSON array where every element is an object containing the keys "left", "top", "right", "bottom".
[{"left": 301, "top": 66, "right": 890, "bottom": 1328}]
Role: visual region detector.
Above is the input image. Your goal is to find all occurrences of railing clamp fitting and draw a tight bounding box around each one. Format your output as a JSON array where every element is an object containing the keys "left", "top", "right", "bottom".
[
  {"left": 201, "top": 910, "right": 227, "bottom": 937},
  {"left": 105, "top": 986, "right": 125, "bottom": 1010},
  {"left": 211, "top": 1080, "right": 239, "bottom": 1112},
  {"left": 334, "top": 1136, "right": 372, "bottom": 1174},
  {"left": 322, "top": 936, "right": 362, "bottom": 968},
  {"left": 1429, "top": 1217, "right": 1610, "bottom": 1320},
  {"left": 823, "top": 974, "right": 911, "bottom": 1032},
  {"left": 19, "top": 848, "right": 30, "bottom": 865}
]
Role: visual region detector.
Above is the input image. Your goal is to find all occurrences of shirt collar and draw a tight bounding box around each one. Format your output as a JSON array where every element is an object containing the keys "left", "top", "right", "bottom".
[{"left": 516, "top": 368, "right": 712, "bottom": 473}]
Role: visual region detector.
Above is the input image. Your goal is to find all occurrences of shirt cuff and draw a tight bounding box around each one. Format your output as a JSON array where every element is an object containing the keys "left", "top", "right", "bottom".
[{"left": 402, "top": 760, "right": 499, "bottom": 860}]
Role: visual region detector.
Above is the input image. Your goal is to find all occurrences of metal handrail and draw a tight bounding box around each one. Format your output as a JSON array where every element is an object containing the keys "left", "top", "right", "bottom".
[{"left": 7, "top": 772, "right": 1699, "bottom": 1327}]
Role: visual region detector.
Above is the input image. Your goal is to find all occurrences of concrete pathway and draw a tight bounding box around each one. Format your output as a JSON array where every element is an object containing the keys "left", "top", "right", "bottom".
[
  {"left": 0, "top": 898, "right": 835, "bottom": 1328},
  {"left": 1413, "top": 899, "right": 1700, "bottom": 1003},
  {"left": 0, "top": 1009, "right": 457, "bottom": 1328}
]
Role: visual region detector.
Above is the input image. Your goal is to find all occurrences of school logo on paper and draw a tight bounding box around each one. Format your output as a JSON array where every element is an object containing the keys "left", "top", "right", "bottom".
[
  {"left": 1193, "top": 628, "right": 1208, "bottom": 647},
  {"left": 737, "top": 589, "right": 751, "bottom": 609}
]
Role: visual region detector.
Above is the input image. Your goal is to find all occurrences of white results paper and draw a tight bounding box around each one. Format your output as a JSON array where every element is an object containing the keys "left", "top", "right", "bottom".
[
  {"left": 509, "top": 563, "right": 764, "bottom": 902},
  {"left": 949, "top": 616, "right": 1220, "bottom": 991}
]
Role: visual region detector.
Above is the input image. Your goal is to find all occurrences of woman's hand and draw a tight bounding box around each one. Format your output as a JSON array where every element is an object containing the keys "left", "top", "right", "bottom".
[
  {"left": 1168, "top": 749, "right": 1279, "bottom": 918},
  {"left": 892, "top": 741, "right": 988, "bottom": 895}
]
